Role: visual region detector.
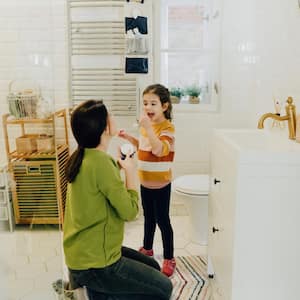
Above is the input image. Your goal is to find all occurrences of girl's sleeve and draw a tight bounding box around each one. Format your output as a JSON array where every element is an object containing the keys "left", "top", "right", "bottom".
[
  {"left": 96, "top": 157, "right": 139, "bottom": 221},
  {"left": 159, "top": 124, "right": 175, "bottom": 156}
]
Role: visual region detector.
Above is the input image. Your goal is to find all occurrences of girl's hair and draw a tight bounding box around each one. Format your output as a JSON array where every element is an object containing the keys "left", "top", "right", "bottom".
[
  {"left": 65, "top": 100, "right": 108, "bottom": 183},
  {"left": 143, "top": 84, "right": 173, "bottom": 121}
]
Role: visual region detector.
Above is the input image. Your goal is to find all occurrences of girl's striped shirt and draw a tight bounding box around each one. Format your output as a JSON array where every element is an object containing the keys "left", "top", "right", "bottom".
[{"left": 138, "top": 119, "right": 175, "bottom": 189}]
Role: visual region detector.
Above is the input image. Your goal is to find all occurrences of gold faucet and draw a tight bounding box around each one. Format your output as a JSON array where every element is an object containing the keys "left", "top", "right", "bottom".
[{"left": 257, "top": 96, "right": 296, "bottom": 140}]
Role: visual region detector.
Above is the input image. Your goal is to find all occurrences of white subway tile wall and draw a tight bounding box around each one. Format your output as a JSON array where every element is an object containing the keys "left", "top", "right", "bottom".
[
  {"left": 1, "top": 0, "right": 300, "bottom": 171},
  {"left": 0, "top": 0, "right": 68, "bottom": 165}
]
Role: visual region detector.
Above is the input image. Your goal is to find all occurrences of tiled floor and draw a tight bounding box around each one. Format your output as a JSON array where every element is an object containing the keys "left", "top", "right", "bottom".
[{"left": 0, "top": 206, "right": 208, "bottom": 300}]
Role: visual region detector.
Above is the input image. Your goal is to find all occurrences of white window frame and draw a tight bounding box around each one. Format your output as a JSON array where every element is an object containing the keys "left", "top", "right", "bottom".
[{"left": 153, "top": 0, "right": 221, "bottom": 113}]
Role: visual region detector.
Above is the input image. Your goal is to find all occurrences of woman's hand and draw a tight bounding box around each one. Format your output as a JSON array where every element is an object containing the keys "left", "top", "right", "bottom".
[
  {"left": 117, "top": 146, "right": 136, "bottom": 171},
  {"left": 117, "top": 148, "right": 137, "bottom": 190},
  {"left": 118, "top": 154, "right": 135, "bottom": 171}
]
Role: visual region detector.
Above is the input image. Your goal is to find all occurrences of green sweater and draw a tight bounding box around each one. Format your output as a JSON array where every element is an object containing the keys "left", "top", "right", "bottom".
[{"left": 63, "top": 148, "right": 139, "bottom": 270}]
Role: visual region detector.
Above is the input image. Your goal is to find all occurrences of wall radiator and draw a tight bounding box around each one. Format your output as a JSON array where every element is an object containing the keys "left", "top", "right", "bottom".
[{"left": 68, "top": 0, "right": 138, "bottom": 117}]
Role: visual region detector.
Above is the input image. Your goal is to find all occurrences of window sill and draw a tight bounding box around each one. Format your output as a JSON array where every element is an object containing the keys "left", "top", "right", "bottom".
[
  {"left": 172, "top": 93, "right": 219, "bottom": 113},
  {"left": 173, "top": 103, "right": 219, "bottom": 113}
]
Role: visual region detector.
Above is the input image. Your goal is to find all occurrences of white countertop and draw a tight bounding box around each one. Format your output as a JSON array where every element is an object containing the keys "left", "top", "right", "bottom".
[{"left": 214, "top": 128, "right": 300, "bottom": 164}]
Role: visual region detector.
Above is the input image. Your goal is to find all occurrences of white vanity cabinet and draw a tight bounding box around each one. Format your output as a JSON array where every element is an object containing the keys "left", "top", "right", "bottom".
[{"left": 208, "top": 129, "right": 300, "bottom": 300}]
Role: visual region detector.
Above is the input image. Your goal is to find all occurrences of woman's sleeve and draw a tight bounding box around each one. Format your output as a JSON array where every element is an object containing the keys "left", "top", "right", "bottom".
[{"left": 96, "top": 157, "right": 139, "bottom": 221}]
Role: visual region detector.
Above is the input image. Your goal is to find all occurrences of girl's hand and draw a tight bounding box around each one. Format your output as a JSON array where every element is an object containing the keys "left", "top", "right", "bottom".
[
  {"left": 118, "top": 129, "right": 139, "bottom": 149},
  {"left": 139, "top": 113, "right": 152, "bottom": 130},
  {"left": 118, "top": 129, "right": 128, "bottom": 139}
]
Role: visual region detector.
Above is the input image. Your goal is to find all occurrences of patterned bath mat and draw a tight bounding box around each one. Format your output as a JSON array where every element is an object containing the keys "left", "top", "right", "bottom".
[{"left": 159, "top": 256, "right": 211, "bottom": 300}]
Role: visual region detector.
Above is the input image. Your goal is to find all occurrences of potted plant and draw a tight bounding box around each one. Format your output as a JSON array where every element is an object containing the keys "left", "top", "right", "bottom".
[
  {"left": 185, "top": 85, "right": 202, "bottom": 104},
  {"left": 169, "top": 87, "right": 184, "bottom": 104}
]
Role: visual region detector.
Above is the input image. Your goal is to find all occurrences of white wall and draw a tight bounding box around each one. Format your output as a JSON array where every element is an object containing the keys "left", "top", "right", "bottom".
[
  {"left": 168, "top": 0, "right": 300, "bottom": 177},
  {"left": 1, "top": 0, "right": 300, "bottom": 176},
  {"left": 0, "top": 0, "right": 68, "bottom": 166}
]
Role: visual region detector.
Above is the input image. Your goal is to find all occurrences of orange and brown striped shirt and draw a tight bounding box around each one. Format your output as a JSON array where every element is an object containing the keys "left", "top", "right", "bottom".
[{"left": 138, "top": 119, "right": 175, "bottom": 189}]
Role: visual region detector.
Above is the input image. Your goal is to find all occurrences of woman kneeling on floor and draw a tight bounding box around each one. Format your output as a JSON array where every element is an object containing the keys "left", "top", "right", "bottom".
[{"left": 63, "top": 100, "right": 173, "bottom": 300}]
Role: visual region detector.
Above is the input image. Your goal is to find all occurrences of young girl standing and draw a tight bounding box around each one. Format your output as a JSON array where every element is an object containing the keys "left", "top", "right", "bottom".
[{"left": 119, "top": 84, "right": 176, "bottom": 277}]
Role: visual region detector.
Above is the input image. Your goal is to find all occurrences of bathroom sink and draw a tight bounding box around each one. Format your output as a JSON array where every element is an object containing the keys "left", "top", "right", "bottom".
[{"left": 214, "top": 128, "right": 300, "bottom": 163}]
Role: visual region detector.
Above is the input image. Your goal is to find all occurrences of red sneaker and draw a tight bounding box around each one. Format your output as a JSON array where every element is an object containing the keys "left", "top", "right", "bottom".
[
  {"left": 138, "top": 247, "right": 154, "bottom": 257},
  {"left": 162, "top": 258, "right": 176, "bottom": 277}
]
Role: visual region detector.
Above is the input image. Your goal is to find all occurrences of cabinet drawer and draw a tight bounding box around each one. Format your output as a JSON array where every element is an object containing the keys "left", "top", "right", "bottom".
[
  {"left": 209, "top": 188, "right": 234, "bottom": 300},
  {"left": 210, "top": 145, "right": 237, "bottom": 214},
  {"left": 0, "top": 205, "right": 8, "bottom": 220}
]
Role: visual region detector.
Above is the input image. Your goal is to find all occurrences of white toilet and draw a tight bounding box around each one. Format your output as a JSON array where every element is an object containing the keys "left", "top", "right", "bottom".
[{"left": 173, "top": 174, "right": 209, "bottom": 245}]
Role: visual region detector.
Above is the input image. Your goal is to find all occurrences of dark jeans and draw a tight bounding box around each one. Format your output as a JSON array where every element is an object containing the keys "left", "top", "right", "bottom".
[
  {"left": 141, "top": 184, "right": 174, "bottom": 259},
  {"left": 69, "top": 246, "right": 172, "bottom": 300}
]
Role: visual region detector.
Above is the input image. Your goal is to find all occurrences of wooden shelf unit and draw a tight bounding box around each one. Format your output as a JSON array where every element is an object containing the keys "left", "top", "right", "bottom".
[{"left": 2, "top": 110, "right": 69, "bottom": 225}]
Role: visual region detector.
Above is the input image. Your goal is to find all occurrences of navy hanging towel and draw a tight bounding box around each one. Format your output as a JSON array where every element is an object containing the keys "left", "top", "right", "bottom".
[
  {"left": 125, "top": 16, "right": 148, "bottom": 34},
  {"left": 125, "top": 57, "right": 148, "bottom": 74}
]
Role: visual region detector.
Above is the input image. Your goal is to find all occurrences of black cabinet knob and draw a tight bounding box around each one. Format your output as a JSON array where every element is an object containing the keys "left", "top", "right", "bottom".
[
  {"left": 212, "top": 226, "right": 219, "bottom": 233},
  {"left": 214, "top": 178, "right": 221, "bottom": 184}
]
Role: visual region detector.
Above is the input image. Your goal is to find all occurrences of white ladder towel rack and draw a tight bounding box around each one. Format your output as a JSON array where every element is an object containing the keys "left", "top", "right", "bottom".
[
  {"left": 68, "top": 0, "right": 138, "bottom": 117},
  {"left": 71, "top": 67, "right": 137, "bottom": 116}
]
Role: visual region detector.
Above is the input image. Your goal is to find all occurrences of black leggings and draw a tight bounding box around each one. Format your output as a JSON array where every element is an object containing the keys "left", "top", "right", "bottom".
[{"left": 140, "top": 183, "right": 174, "bottom": 259}]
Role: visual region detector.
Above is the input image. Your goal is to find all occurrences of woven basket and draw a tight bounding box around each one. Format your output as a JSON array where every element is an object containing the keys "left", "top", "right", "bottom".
[{"left": 7, "top": 81, "right": 41, "bottom": 119}]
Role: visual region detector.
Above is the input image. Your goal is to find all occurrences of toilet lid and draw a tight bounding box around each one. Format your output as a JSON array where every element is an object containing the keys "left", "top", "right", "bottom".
[{"left": 173, "top": 174, "right": 209, "bottom": 195}]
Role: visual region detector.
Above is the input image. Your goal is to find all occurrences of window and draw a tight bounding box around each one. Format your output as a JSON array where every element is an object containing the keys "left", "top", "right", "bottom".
[{"left": 157, "top": 0, "right": 221, "bottom": 112}]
